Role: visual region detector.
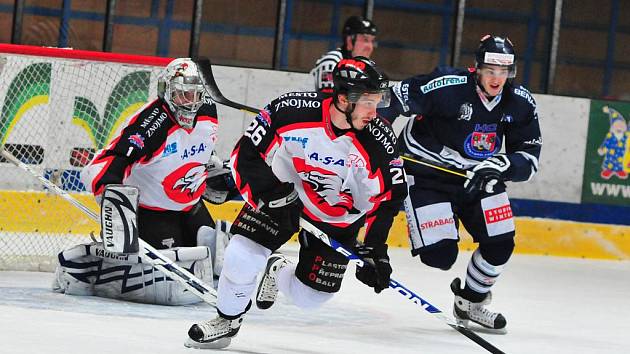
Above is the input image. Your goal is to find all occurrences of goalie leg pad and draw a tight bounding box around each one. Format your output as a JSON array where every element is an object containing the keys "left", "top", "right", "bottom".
[
  {"left": 100, "top": 184, "right": 139, "bottom": 254},
  {"left": 53, "top": 242, "right": 213, "bottom": 305},
  {"left": 197, "top": 220, "right": 233, "bottom": 277}
]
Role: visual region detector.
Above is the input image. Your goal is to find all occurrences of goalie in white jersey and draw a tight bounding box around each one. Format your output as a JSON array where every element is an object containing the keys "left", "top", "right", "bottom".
[
  {"left": 185, "top": 57, "right": 407, "bottom": 349},
  {"left": 52, "top": 58, "right": 236, "bottom": 305}
]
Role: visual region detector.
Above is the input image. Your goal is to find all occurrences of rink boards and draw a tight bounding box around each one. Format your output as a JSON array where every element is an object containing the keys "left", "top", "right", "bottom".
[{"left": 2, "top": 191, "right": 628, "bottom": 261}]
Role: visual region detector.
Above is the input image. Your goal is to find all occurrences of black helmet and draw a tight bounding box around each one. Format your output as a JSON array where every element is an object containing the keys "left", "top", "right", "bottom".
[
  {"left": 475, "top": 35, "right": 517, "bottom": 78},
  {"left": 333, "top": 56, "right": 388, "bottom": 96},
  {"left": 342, "top": 16, "right": 378, "bottom": 38},
  {"left": 332, "top": 56, "right": 390, "bottom": 108}
]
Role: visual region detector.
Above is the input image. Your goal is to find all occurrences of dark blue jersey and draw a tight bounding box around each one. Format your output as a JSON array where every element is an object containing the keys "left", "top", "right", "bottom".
[{"left": 378, "top": 66, "right": 541, "bottom": 182}]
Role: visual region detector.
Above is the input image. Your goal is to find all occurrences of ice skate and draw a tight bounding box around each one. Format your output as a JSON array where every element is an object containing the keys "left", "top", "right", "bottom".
[
  {"left": 184, "top": 315, "right": 243, "bottom": 349},
  {"left": 256, "top": 253, "right": 289, "bottom": 309},
  {"left": 451, "top": 278, "right": 507, "bottom": 333}
]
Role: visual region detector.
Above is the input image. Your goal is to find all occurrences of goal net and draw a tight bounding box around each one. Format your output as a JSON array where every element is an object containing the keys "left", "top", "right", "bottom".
[{"left": 0, "top": 44, "right": 171, "bottom": 271}]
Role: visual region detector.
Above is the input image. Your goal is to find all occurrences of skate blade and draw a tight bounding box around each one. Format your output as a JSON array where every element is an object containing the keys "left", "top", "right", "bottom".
[
  {"left": 456, "top": 320, "right": 507, "bottom": 335},
  {"left": 184, "top": 337, "right": 231, "bottom": 349}
]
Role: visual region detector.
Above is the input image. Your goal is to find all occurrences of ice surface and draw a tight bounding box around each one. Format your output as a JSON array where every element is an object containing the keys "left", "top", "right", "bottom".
[{"left": 1, "top": 245, "right": 628, "bottom": 354}]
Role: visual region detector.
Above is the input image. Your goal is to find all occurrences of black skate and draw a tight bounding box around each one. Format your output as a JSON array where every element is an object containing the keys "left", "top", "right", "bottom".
[
  {"left": 256, "top": 253, "right": 289, "bottom": 310},
  {"left": 451, "top": 278, "right": 507, "bottom": 334},
  {"left": 185, "top": 314, "right": 243, "bottom": 349}
]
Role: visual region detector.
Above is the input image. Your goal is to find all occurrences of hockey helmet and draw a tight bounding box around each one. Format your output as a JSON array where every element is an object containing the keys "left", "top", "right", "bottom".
[
  {"left": 342, "top": 16, "right": 378, "bottom": 38},
  {"left": 158, "top": 58, "right": 206, "bottom": 129},
  {"left": 332, "top": 56, "right": 390, "bottom": 108},
  {"left": 475, "top": 35, "right": 517, "bottom": 78}
]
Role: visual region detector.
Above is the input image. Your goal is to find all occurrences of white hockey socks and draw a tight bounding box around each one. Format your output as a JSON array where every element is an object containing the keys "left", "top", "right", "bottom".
[
  {"left": 216, "top": 235, "right": 270, "bottom": 316},
  {"left": 465, "top": 248, "right": 506, "bottom": 295}
]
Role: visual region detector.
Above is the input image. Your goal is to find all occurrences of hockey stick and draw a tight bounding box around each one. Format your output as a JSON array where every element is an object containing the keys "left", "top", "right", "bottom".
[
  {"left": 0, "top": 148, "right": 218, "bottom": 306},
  {"left": 401, "top": 154, "right": 468, "bottom": 178},
  {"left": 194, "top": 58, "right": 469, "bottom": 181},
  {"left": 195, "top": 57, "right": 260, "bottom": 115},
  {"left": 299, "top": 218, "right": 505, "bottom": 354}
]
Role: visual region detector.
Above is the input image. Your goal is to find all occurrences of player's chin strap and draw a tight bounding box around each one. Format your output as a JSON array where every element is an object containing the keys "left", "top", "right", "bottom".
[
  {"left": 298, "top": 218, "right": 506, "bottom": 354},
  {"left": 332, "top": 96, "right": 359, "bottom": 131}
]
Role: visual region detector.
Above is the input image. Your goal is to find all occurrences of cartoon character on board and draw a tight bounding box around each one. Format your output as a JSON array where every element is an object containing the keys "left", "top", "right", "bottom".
[{"left": 597, "top": 106, "right": 629, "bottom": 179}]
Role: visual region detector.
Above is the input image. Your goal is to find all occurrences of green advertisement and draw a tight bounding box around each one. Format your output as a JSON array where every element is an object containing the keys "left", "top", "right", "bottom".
[{"left": 581, "top": 100, "right": 630, "bottom": 206}]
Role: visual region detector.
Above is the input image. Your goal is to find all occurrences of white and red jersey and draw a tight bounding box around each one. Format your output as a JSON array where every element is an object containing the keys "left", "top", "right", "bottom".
[
  {"left": 81, "top": 98, "right": 218, "bottom": 211},
  {"left": 230, "top": 92, "right": 407, "bottom": 246}
]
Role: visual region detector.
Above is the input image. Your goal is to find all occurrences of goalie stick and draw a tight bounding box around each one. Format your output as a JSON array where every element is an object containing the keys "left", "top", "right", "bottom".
[
  {"left": 0, "top": 147, "right": 218, "bottom": 306},
  {"left": 195, "top": 57, "right": 260, "bottom": 115},
  {"left": 299, "top": 218, "right": 505, "bottom": 354}
]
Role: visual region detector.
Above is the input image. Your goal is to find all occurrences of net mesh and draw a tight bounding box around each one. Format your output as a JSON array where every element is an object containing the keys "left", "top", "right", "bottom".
[{"left": 0, "top": 50, "right": 164, "bottom": 271}]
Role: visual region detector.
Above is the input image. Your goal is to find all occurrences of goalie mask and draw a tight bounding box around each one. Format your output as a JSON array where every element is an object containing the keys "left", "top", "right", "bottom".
[{"left": 158, "top": 58, "right": 206, "bottom": 129}]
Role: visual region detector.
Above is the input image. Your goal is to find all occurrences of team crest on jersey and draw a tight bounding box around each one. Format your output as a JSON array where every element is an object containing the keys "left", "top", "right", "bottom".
[
  {"left": 458, "top": 103, "right": 473, "bottom": 121},
  {"left": 293, "top": 157, "right": 357, "bottom": 217},
  {"left": 128, "top": 134, "right": 145, "bottom": 149},
  {"left": 464, "top": 123, "right": 500, "bottom": 158},
  {"left": 162, "top": 162, "right": 207, "bottom": 203}
]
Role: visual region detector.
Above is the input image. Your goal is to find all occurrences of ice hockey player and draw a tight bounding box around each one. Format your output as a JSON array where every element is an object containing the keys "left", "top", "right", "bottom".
[
  {"left": 184, "top": 56, "right": 407, "bottom": 349},
  {"left": 377, "top": 35, "right": 542, "bottom": 332},
  {"left": 52, "top": 58, "right": 236, "bottom": 305},
  {"left": 311, "top": 15, "right": 378, "bottom": 94}
]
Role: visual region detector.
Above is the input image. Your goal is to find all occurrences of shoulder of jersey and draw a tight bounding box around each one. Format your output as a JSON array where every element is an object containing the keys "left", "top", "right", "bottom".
[
  {"left": 125, "top": 99, "right": 171, "bottom": 133},
  {"left": 361, "top": 116, "right": 399, "bottom": 157},
  {"left": 416, "top": 66, "right": 472, "bottom": 94},
  {"left": 269, "top": 91, "right": 325, "bottom": 124},
  {"left": 315, "top": 48, "right": 344, "bottom": 65},
  {"left": 197, "top": 101, "right": 218, "bottom": 116},
  {"left": 509, "top": 84, "right": 537, "bottom": 108},
  {"left": 117, "top": 99, "right": 173, "bottom": 151}
]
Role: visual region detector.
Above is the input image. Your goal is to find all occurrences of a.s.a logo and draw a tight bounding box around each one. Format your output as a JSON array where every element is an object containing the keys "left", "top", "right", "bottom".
[{"left": 162, "top": 162, "right": 207, "bottom": 203}]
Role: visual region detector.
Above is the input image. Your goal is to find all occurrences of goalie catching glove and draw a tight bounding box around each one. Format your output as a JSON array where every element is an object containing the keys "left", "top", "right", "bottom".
[
  {"left": 355, "top": 243, "right": 392, "bottom": 293},
  {"left": 464, "top": 154, "right": 511, "bottom": 194},
  {"left": 257, "top": 182, "right": 303, "bottom": 236}
]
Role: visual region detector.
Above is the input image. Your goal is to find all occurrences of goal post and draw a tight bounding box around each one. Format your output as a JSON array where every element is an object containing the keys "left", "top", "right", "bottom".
[{"left": 0, "top": 44, "right": 171, "bottom": 271}]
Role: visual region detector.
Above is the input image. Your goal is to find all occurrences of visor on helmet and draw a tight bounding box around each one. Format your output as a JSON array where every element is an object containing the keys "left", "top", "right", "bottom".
[{"left": 347, "top": 89, "right": 391, "bottom": 109}]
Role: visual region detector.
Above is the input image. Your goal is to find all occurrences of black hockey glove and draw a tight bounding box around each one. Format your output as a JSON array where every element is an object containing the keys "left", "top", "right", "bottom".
[
  {"left": 355, "top": 243, "right": 392, "bottom": 294},
  {"left": 464, "top": 154, "right": 511, "bottom": 195},
  {"left": 203, "top": 158, "right": 238, "bottom": 204},
  {"left": 257, "top": 182, "right": 303, "bottom": 235}
]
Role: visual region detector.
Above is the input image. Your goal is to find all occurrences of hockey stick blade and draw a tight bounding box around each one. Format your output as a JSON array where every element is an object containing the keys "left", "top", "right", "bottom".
[
  {"left": 299, "top": 218, "right": 505, "bottom": 354},
  {"left": 0, "top": 149, "right": 217, "bottom": 306},
  {"left": 195, "top": 57, "right": 260, "bottom": 115}
]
